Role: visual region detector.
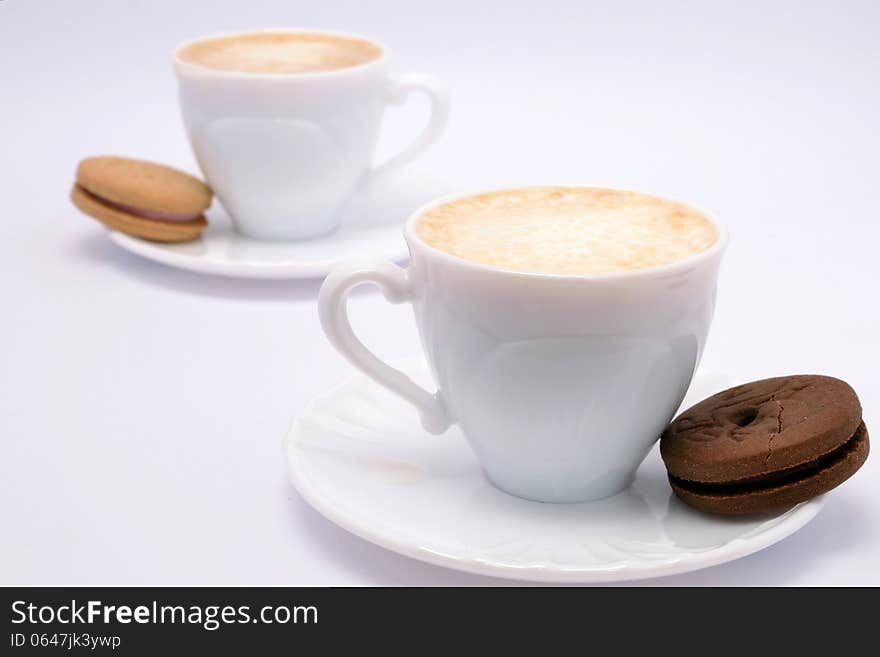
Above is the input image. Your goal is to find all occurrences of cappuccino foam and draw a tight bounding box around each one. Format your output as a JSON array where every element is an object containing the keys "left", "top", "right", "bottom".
[
  {"left": 416, "top": 187, "right": 717, "bottom": 275},
  {"left": 178, "top": 32, "right": 383, "bottom": 74}
]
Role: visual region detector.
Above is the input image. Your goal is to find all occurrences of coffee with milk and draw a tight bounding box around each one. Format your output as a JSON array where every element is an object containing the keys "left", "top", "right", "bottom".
[
  {"left": 416, "top": 186, "right": 717, "bottom": 275},
  {"left": 177, "top": 31, "right": 383, "bottom": 74}
]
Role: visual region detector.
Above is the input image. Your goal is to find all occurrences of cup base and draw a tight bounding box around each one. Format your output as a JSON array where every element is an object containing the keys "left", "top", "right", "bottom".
[
  {"left": 232, "top": 220, "right": 342, "bottom": 242},
  {"left": 482, "top": 468, "right": 635, "bottom": 504}
]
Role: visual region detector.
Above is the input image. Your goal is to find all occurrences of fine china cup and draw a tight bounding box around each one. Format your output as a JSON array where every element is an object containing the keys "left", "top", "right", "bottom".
[
  {"left": 318, "top": 187, "right": 728, "bottom": 502},
  {"left": 174, "top": 29, "right": 449, "bottom": 241}
]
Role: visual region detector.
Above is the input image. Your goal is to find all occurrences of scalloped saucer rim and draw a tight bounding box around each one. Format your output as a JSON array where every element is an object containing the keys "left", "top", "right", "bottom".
[{"left": 286, "top": 358, "right": 824, "bottom": 583}]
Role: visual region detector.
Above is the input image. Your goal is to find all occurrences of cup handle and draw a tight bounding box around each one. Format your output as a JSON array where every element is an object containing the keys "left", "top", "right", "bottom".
[
  {"left": 318, "top": 260, "right": 452, "bottom": 434},
  {"left": 369, "top": 73, "right": 450, "bottom": 180}
]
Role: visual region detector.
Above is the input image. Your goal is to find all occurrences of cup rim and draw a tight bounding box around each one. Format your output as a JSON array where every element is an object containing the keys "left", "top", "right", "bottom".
[
  {"left": 173, "top": 28, "right": 389, "bottom": 79},
  {"left": 404, "top": 185, "right": 729, "bottom": 282}
]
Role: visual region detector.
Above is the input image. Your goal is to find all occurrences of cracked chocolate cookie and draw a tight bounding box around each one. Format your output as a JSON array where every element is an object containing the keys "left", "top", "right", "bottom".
[{"left": 660, "top": 375, "right": 869, "bottom": 514}]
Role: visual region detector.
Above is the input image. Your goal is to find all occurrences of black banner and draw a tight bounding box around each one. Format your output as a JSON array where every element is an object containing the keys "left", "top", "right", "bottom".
[{"left": 0, "top": 587, "right": 853, "bottom": 652}]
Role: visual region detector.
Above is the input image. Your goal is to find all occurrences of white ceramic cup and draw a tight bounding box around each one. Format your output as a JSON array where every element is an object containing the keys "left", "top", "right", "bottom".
[
  {"left": 174, "top": 30, "right": 449, "bottom": 241},
  {"left": 318, "top": 186, "right": 728, "bottom": 503}
]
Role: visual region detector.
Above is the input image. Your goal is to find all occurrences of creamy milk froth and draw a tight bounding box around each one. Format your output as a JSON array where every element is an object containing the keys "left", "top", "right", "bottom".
[
  {"left": 178, "top": 32, "right": 383, "bottom": 74},
  {"left": 416, "top": 187, "right": 717, "bottom": 275}
]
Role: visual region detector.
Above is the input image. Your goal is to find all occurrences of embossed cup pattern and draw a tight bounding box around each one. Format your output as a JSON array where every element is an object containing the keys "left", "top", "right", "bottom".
[
  {"left": 408, "top": 253, "right": 717, "bottom": 502},
  {"left": 189, "top": 116, "right": 373, "bottom": 239}
]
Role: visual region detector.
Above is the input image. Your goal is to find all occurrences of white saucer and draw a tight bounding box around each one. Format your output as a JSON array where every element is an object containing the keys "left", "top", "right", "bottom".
[
  {"left": 286, "top": 358, "right": 824, "bottom": 583},
  {"left": 109, "top": 168, "right": 456, "bottom": 280}
]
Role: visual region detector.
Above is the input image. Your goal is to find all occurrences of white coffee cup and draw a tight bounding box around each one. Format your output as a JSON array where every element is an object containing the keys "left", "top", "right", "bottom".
[
  {"left": 174, "top": 29, "right": 449, "bottom": 241},
  {"left": 318, "top": 186, "right": 728, "bottom": 503}
]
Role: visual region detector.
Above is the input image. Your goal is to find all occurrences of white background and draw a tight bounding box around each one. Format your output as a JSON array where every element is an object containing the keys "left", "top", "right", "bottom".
[{"left": 1, "top": 0, "right": 878, "bottom": 585}]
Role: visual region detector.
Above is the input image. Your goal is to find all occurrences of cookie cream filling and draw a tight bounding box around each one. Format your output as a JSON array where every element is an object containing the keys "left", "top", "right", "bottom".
[{"left": 80, "top": 186, "right": 203, "bottom": 222}]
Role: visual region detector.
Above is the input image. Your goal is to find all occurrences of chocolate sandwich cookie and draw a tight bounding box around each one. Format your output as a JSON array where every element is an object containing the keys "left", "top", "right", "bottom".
[
  {"left": 660, "top": 375, "right": 869, "bottom": 514},
  {"left": 71, "top": 156, "right": 211, "bottom": 242}
]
